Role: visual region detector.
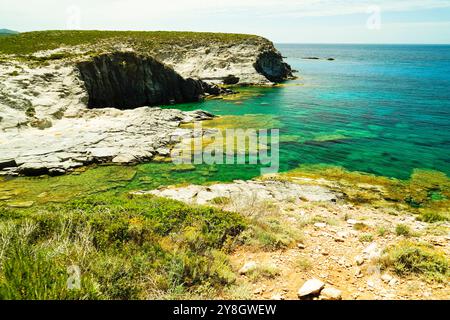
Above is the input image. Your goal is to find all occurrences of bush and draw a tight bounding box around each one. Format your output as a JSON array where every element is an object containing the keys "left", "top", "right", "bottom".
[
  {"left": 359, "top": 233, "right": 374, "bottom": 243},
  {"left": 247, "top": 264, "right": 280, "bottom": 282},
  {"left": 0, "top": 193, "right": 247, "bottom": 299},
  {"left": 418, "top": 210, "right": 449, "bottom": 223},
  {"left": 381, "top": 241, "right": 449, "bottom": 281},
  {"left": 395, "top": 224, "right": 411, "bottom": 237}
]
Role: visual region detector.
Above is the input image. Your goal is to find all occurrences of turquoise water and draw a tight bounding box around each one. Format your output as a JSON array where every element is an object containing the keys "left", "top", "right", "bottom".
[{"left": 167, "top": 44, "right": 450, "bottom": 180}]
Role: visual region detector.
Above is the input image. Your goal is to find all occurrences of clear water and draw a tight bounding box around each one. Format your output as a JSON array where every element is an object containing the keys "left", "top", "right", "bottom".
[{"left": 169, "top": 44, "right": 450, "bottom": 180}]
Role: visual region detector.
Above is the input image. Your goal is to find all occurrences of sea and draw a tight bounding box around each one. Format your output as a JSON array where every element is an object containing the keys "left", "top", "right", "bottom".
[{"left": 168, "top": 44, "right": 450, "bottom": 180}]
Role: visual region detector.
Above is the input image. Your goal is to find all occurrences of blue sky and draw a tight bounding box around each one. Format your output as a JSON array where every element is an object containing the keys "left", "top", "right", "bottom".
[{"left": 2, "top": 0, "right": 450, "bottom": 43}]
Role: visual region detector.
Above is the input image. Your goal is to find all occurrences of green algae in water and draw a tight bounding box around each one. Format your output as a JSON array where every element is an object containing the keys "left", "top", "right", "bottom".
[
  {"left": 182, "top": 114, "right": 282, "bottom": 130},
  {"left": 0, "top": 165, "right": 138, "bottom": 205}
]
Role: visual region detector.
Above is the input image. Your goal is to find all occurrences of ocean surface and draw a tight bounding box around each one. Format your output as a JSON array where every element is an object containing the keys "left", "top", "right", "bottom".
[{"left": 169, "top": 44, "right": 450, "bottom": 180}]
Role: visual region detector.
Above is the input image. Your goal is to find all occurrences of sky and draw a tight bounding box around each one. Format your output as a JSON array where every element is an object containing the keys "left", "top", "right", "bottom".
[{"left": 1, "top": 0, "right": 450, "bottom": 43}]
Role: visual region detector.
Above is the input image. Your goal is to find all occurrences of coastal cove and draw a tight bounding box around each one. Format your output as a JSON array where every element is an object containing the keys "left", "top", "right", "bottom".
[
  {"left": 0, "top": 33, "right": 449, "bottom": 301},
  {"left": 1, "top": 44, "right": 450, "bottom": 205}
]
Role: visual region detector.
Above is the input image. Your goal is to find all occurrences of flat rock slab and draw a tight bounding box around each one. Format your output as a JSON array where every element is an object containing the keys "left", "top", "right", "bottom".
[
  {"left": 0, "top": 108, "right": 214, "bottom": 176},
  {"left": 133, "top": 179, "right": 340, "bottom": 206}
]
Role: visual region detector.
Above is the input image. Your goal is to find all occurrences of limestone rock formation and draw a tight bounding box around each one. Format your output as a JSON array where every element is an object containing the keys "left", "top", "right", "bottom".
[
  {"left": 0, "top": 31, "right": 294, "bottom": 176},
  {"left": 77, "top": 52, "right": 221, "bottom": 109},
  {"left": 0, "top": 108, "right": 215, "bottom": 176}
]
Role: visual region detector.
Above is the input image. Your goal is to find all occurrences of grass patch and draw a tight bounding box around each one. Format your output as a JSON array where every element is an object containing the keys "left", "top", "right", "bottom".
[
  {"left": 210, "top": 197, "right": 232, "bottom": 206},
  {"left": 417, "top": 210, "right": 449, "bottom": 223},
  {"left": 380, "top": 241, "right": 449, "bottom": 282},
  {"left": 377, "top": 226, "right": 389, "bottom": 237},
  {"left": 395, "top": 224, "right": 412, "bottom": 237},
  {"left": 239, "top": 217, "right": 300, "bottom": 251},
  {"left": 359, "top": 233, "right": 374, "bottom": 243},
  {"left": 0, "top": 30, "right": 266, "bottom": 56},
  {"left": 295, "top": 257, "right": 312, "bottom": 271},
  {"left": 247, "top": 264, "right": 280, "bottom": 282}
]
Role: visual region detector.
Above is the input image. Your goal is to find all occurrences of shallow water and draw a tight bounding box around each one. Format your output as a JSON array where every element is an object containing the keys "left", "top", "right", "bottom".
[{"left": 169, "top": 44, "right": 450, "bottom": 180}]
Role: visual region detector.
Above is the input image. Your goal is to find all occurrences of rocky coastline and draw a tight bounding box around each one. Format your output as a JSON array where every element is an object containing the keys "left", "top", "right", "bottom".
[{"left": 0, "top": 31, "right": 294, "bottom": 176}]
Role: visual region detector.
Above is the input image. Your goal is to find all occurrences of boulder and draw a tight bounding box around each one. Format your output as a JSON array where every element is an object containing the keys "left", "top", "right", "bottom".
[
  {"left": 223, "top": 74, "right": 240, "bottom": 85},
  {"left": 319, "top": 287, "right": 342, "bottom": 300},
  {"left": 298, "top": 279, "right": 325, "bottom": 299},
  {"left": 112, "top": 154, "right": 137, "bottom": 164}
]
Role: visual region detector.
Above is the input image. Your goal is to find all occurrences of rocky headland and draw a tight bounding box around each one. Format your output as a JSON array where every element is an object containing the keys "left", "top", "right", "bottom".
[{"left": 0, "top": 31, "right": 294, "bottom": 176}]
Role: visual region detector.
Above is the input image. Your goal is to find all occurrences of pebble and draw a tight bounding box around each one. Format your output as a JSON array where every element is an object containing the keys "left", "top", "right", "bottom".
[
  {"left": 239, "top": 261, "right": 257, "bottom": 275},
  {"left": 381, "top": 273, "right": 393, "bottom": 283},
  {"left": 314, "top": 222, "right": 327, "bottom": 228}
]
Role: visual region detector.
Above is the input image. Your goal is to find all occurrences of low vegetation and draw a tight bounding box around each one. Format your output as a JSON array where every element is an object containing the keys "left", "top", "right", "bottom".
[
  {"left": 380, "top": 241, "right": 449, "bottom": 282},
  {"left": 395, "top": 224, "right": 412, "bottom": 237},
  {"left": 247, "top": 264, "right": 280, "bottom": 282},
  {"left": 0, "top": 30, "right": 265, "bottom": 56},
  {"left": 0, "top": 193, "right": 246, "bottom": 299}
]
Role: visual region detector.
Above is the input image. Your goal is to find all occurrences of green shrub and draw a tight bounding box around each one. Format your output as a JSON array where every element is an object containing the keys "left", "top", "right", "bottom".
[
  {"left": 247, "top": 264, "right": 280, "bottom": 282},
  {"left": 0, "top": 193, "right": 247, "bottom": 299},
  {"left": 0, "top": 232, "right": 100, "bottom": 300},
  {"left": 295, "top": 257, "right": 312, "bottom": 271},
  {"left": 377, "top": 226, "right": 388, "bottom": 237},
  {"left": 418, "top": 210, "right": 449, "bottom": 223},
  {"left": 380, "top": 241, "right": 449, "bottom": 282},
  {"left": 359, "top": 233, "right": 374, "bottom": 243},
  {"left": 395, "top": 224, "right": 411, "bottom": 237}
]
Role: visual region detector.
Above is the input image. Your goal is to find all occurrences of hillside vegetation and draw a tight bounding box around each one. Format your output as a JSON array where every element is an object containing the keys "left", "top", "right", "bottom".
[{"left": 0, "top": 30, "right": 266, "bottom": 56}]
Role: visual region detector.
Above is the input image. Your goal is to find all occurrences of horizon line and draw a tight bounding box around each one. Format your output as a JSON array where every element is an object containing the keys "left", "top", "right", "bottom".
[{"left": 275, "top": 42, "right": 450, "bottom": 45}]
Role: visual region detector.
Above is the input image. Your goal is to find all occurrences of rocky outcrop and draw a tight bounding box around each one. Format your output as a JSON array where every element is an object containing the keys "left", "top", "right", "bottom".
[
  {"left": 156, "top": 40, "right": 294, "bottom": 85},
  {"left": 0, "top": 31, "right": 294, "bottom": 176},
  {"left": 254, "top": 51, "right": 293, "bottom": 83},
  {"left": 78, "top": 52, "right": 221, "bottom": 109},
  {"left": 0, "top": 108, "right": 215, "bottom": 176}
]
